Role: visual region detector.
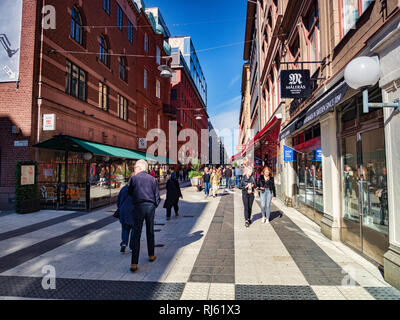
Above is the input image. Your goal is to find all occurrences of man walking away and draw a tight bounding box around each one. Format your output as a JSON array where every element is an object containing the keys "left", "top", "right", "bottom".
[
  {"left": 117, "top": 184, "right": 135, "bottom": 253},
  {"left": 225, "top": 166, "right": 233, "bottom": 192},
  {"left": 128, "top": 160, "right": 161, "bottom": 273},
  {"left": 164, "top": 172, "right": 183, "bottom": 220}
]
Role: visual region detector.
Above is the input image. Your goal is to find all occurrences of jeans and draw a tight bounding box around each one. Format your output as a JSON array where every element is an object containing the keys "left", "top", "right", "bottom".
[
  {"left": 226, "top": 177, "right": 232, "bottom": 189},
  {"left": 204, "top": 182, "right": 210, "bottom": 195},
  {"left": 166, "top": 202, "right": 179, "bottom": 218},
  {"left": 131, "top": 203, "right": 155, "bottom": 265},
  {"left": 234, "top": 176, "right": 239, "bottom": 188},
  {"left": 242, "top": 192, "right": 255, "bottom": 221},
  {"left": 259, "top": 189, "right": 273, "bottom": 221},
  {"left": 120, "top": 223, "right": 134, "bottom": 250},
  {"left": 344, "top": 182, "right": 352, "bottom": 197}
]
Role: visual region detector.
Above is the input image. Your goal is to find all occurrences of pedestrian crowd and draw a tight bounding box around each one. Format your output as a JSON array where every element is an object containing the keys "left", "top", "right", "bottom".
[{"left": 116, "top": 160, "right": 276, "bottom": 273}]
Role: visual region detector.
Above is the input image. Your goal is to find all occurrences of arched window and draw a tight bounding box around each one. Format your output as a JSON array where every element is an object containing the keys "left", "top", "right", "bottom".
[
  {"left": 120, "top": 56, "right": 127, "bottom": 81},
  {"left": 99, "top": 35, "right": 109, "bottom": 66},
  {"left": 71, "top": 7, "right": 83, "bottom": 45}
]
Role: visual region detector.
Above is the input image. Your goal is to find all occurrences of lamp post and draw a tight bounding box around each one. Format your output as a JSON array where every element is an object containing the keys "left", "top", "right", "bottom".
[{"left": 344, "top": 56, "right": 400, "bottom": 113}]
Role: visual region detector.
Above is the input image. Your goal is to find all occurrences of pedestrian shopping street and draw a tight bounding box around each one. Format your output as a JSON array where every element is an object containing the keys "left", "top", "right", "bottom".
[{"left": 0, "top": 185, "right": 399, "bottom": 300}]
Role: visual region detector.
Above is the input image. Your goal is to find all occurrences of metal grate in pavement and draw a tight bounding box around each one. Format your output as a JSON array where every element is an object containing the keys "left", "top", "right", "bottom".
[
  {"left": 0, "top": 276, "right": 185, "bottom": 300},
  {"left": 235, "top": 285, "right": 319, "bottom": 300},
  {"left": 364, "top": 287, "right": 400, "bottom": 300}
]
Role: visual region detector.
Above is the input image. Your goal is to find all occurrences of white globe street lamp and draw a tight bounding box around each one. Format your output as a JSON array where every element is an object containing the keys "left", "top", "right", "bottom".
[{"left": 344, "top": 56, "right": 400, "bottom": 113}]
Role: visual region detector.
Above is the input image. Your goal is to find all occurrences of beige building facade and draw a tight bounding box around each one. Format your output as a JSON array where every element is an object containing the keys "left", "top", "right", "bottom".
[{"left": 241, "top": 0, "right": 400, "bottom": 289}]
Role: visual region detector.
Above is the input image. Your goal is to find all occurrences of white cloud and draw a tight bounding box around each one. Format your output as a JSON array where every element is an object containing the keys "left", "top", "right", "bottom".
[
  {"left": 229, "top": 75, "right": 240, "bottom": 87},
  {"left": 214, "top": 95, "right": 241, "bottom": 110}
]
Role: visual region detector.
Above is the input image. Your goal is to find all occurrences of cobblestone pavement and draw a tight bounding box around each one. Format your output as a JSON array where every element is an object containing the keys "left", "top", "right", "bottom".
[{"left": 0, "top": 184, "right": 399, "bottom": 300}]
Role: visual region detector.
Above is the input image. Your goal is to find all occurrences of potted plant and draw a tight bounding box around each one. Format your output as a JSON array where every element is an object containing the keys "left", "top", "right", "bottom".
[
  {"left": 188, "top": 158, "right": 203, "bottom": 191},
  {"left": 15, "top": 161, "right": 41, "bottom": 214}
]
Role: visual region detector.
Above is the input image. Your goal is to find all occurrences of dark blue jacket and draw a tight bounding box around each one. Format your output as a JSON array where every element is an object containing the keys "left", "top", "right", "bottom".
[
  {"left": 128, "top": 171, "right": 161, "bottom": 207},
  {"left": 117, "top": 185, "right": 135, "bottom": 226}
]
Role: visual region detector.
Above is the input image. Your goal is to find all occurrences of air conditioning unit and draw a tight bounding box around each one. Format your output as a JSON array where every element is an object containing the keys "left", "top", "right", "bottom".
[{"left": 11, "top": 126, "right": 20, "bottom": 134}]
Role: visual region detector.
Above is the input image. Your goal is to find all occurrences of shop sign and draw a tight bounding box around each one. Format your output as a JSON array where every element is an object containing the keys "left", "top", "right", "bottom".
[
  {"left": 280, "top": 70, "right": 312, "bottom": 99},
  {"left": 43, "top": 114, "right": 56, "bottom": 131},
  {"left": 314, "top": 148, "right": 322, "bottom": 162},
  {"left": 21, "top": 165, "right": 35, "bottom": 185},
  {"left": 283, "top": 145, "right": 296, "bottom": 162},
  {"left": 138, "top": 138, "right": 147, "bottom": 149}
]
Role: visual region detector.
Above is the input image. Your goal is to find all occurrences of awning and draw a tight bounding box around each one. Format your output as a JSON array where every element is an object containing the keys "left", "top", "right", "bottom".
[
  {"left": 246, "top": 116, "right": 281, "bottom": 151},
  {"left": 279, "top": 80, "right": 349, "bottom": 140},
  {"left": 34, "top": 135, "right": 174, "bottom": 164}
]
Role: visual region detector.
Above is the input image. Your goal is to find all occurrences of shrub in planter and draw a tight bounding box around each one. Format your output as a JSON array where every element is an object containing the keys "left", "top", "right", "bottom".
[{"left": 15, "top": 161, "right": 40, "bottom": 214}]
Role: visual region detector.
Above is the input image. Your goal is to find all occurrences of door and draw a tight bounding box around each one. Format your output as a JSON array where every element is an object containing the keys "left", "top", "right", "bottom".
[{"left": 341, "top": 128, "right": 389, "bottom": 265}]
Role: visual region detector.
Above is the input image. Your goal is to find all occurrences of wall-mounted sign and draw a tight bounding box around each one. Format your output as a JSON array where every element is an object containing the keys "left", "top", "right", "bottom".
[
  {"left": 138, "top": 138, "right": 147, "bottom": 149},
  {"left": 280, "top": 70, "right": 312, "bottom": 99},
  {"left": 43, "top": 114, "right": 56, "bottom": 131},
  {"left": 14, "top": 140, "right": 28, "bottom": 147},
  {"left": 0, "top": 0, "right": 22, "bottom": 82},
  {"left": 314, "top": 148, "right": 322, "bottom": 162},
  {"left": 21, "top": 165, "right": 35, "bottom": 185},
  {"left": 283, "top": 145, "right": 297, "bottom": 162}
]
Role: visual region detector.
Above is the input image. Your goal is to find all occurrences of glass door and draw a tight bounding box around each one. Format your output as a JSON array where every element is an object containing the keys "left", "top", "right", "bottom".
[{"left": 359, "top": 128, "right": 389, "bottom": 265}]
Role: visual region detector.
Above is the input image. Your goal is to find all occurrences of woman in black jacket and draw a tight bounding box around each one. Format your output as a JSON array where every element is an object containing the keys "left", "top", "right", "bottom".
[
  {"left": 164, "top": 172, "right": 183, "bottom": 220},
  {"left": 258, "top": 166, "right": 276, "bottom": 224},
  {"left": 240, "top": 166, "right": 257, "bottom": 228}
]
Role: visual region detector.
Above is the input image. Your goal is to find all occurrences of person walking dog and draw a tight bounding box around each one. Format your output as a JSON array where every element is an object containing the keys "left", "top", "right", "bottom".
[
  {"left": 258, "top": 166, "right": 276, "bottom": 224},
  {"left": 164, "top": 172, "right": 183, "bottom": 220},
  {"left": 240, "top": 166, "right": 257, "bottom": 228},
  {"left": 117, "top": 184, "right": 135, "bottom": 253},
  {"left": 128, "top": 160, "right": 161, "bottom": 273}
]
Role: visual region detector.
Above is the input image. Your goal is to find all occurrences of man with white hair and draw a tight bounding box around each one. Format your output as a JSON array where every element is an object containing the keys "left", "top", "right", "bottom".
[{"left": 128, "top": 159, "right": 161, "bottom": 272}]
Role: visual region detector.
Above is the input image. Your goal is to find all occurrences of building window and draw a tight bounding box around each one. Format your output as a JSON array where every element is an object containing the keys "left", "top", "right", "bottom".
[
  {"left": 117, "top": 4, "right": 123, "bottom": 30},
  {"left": 103, "top": 0, "right": 110, "bottom": 14},
  {"left": 171, "top": 89, "right": 177, "bottom": 100},
  {"left": 144, "top": 69, "right": 148, "bottom": 89},
  {"left": 304, "top": 0, "right": 320, "bottom": 74},
  {"left": 99, "top": 82, "right": 109, "bottom": 111},
  {"left": 156, "top": 46, "right": 161, "bottom": 65},
  {"left": 128, "top": 20, "right": 133, "bottom": 43},
  {"left": 158, "top": 114, "right": 161, "bottom": 129},
  {"left": 340, "top": 0, "right": 374, "bottom": 37},
  {"left": 70, "top": 7, "right": 83, "bottom": 45},
  {"left": 156, "top": 80, "right": 161, "bottom": 98},
  {"left": 120, "top": 56, "right": 127, "bottom": 82},
  {"left": 99, "top": 35, "right": 109, "bottom": 66},
  {"left": 66, "top": 60, "right": 86, "bottom": 101},
  {"left": 144, "top": 33, "right": 148, "bottom": 53},
  {"left": 118, "top": 95, "right": 128, "bottom": 121},
  {"left": 144, "top": 108, "right": 148, "bottom": 129}
]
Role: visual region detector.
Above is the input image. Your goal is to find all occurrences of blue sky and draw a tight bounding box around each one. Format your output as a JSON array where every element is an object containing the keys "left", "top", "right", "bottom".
[{"left": 146, "top": 0, "right": 247, "bottom": 157}]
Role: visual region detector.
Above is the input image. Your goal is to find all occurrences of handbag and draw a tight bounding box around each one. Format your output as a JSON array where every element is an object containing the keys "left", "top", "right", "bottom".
[{"left": 113, "top": 208, "right": 120, "bottom": 219}]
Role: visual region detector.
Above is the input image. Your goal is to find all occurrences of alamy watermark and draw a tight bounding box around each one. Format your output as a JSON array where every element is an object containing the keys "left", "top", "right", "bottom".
[{"left": 41, "top": 265, "right": 56, "bottom": 290}]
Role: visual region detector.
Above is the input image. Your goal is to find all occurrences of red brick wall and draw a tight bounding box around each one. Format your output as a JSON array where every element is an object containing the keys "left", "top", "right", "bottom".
[{"left": 0, "top": 0, "right": 40, "bottom": 209}]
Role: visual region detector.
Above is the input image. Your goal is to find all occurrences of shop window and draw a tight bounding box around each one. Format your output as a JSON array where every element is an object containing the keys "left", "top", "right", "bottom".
[
  {"left": 313, "top": 124, "right": 321, "bottom": 138},
  {"left": 305, "top": 128, "right": 313, "bottom": 141}
]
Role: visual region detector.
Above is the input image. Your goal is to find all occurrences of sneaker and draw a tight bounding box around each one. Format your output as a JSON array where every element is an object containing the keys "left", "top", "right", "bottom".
[
  {"left": 265, "top": 219, "right": 270, "bottom": 224},
  {"left": 120, "top": 245, "right": 126, "bottom": 253},
  {"left": 262, "top": 217, "right": 266, "bottom": 223}
]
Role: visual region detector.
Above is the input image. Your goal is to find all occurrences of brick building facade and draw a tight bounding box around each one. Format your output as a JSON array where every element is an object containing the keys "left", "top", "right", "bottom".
[{"left": 0, "top": 0, "right": 172, "bottom": 210}]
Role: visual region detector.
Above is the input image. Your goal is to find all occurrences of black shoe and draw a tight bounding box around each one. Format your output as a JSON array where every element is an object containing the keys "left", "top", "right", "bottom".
[
  {"left": 245, "top": 221, "right": 249, "bottom": 228},
  {"left": 120, "top": 245, "right": 126, "bottom": 253}
]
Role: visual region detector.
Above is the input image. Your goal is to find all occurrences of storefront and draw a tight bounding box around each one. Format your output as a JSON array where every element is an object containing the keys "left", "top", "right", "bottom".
[
  {"left": 337, "top": 86, "right": 389, "bottom": 266},
  {"left": 35, "top": 135, "right": 170, "bottom": 211}
]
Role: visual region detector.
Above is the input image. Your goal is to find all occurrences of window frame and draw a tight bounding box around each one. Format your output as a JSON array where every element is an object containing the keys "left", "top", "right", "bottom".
[
  {"left": 339, "top": 0, "right": 375, "bottom": 39},
  {"left": 99, "top": 82, "right": 109, "bottom": 111},
  {"left": 118, "top": 94, "right": 128, "bottom": 121},
  {"left": 103, "top": 0, "right": 110, "bottom": 14},
  {"left": 144, "top": 69, "right": 148, "bottom": 89},
  {"left": 65, "top": 60, "right": 87, "bottom": 101},
  {"left": 128, "top": 20, "right": 134, "bottom": 43},
  {"left": 117, "top": 4, "right": 123, "bottom": 31},
  {"left": 99, "top": 35, "right": 109, "bottom": 67},
  {"left": 70, "top": 7, "right": 83, "bottom": 45},
  {"left": 120, "top": 56, "right": 127, "bottom": 82},
  {"left": 144, "top": 33, "right": 149, "bottom": 53},
  {"left": 156, "top": 79, "right": 161, "bottom": 99}
]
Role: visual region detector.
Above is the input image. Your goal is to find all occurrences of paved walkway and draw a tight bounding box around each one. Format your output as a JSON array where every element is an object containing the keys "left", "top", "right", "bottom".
[{"left": 0, "top": 184, "right": 399, "bottom": 300}]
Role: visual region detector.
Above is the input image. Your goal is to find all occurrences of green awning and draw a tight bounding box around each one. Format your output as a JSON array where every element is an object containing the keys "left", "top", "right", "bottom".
[{"left": 34, "top": 135, "right": 175, "bottom": 164}]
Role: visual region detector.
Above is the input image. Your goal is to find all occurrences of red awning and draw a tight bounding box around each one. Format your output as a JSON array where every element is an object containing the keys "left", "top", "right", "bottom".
[{"left": 244, "top": 116, "right": 281, "bottom": 153}]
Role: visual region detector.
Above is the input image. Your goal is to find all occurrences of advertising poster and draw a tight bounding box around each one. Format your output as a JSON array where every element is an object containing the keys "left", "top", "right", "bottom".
[
  {"left": 21, "top": 165, "right": 35, "bottom": 186},
  {"left": 0, "top": 0, "right": 23, "bottom": 82}
]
